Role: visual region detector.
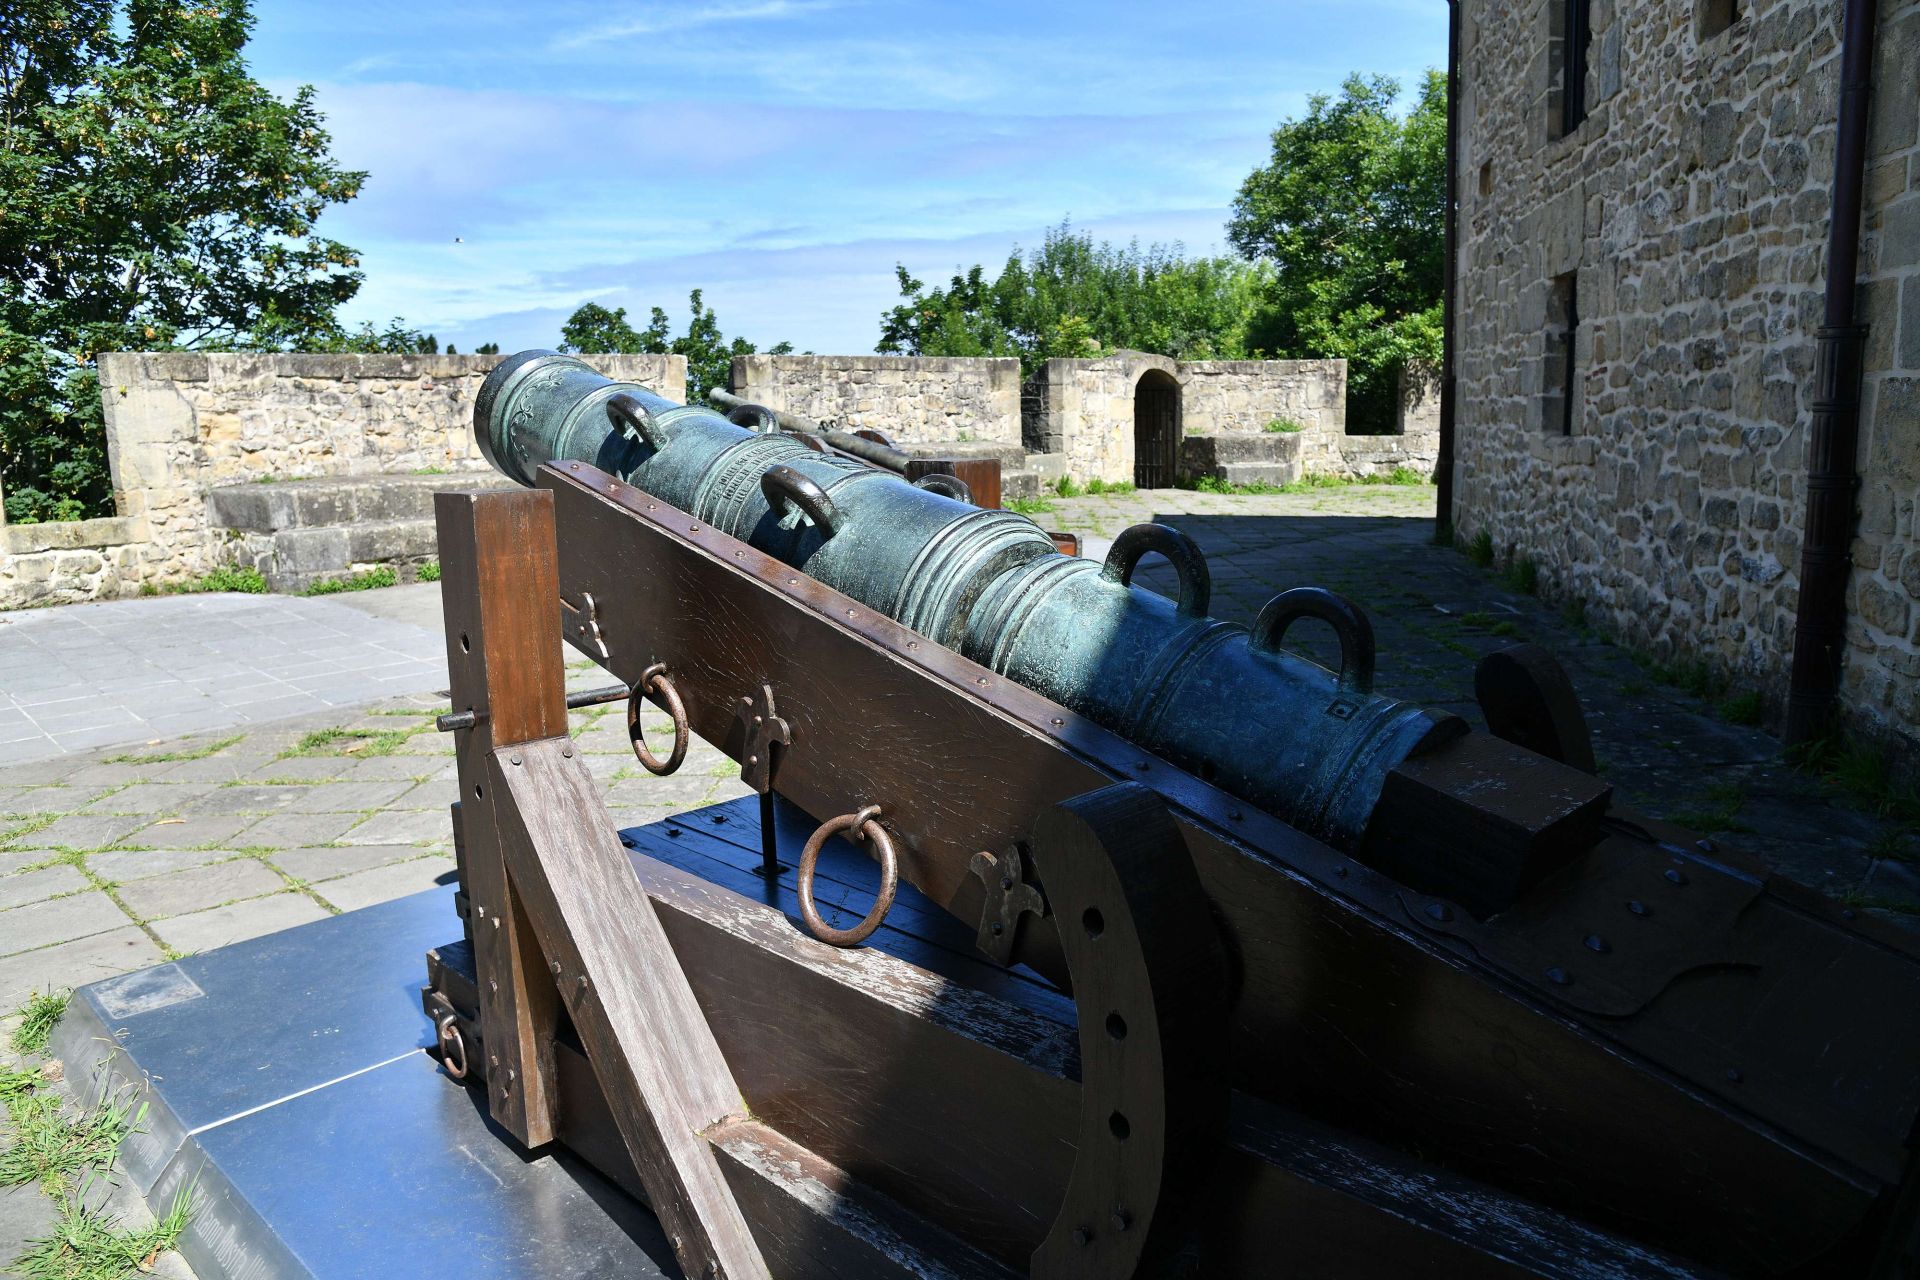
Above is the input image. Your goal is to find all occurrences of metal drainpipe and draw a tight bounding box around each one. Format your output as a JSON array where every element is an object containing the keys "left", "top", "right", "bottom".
[
  {"left": 1437, "top": 0, "right": 1461, "bottom": 532},
  {"left": 1784, "top": 0, "right": 1880, "bottom": 745}
]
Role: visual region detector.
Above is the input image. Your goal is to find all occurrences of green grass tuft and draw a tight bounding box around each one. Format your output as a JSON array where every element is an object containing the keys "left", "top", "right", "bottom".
[
  {"left": 1465, "top": 529, "right": 1495, "bottom": 568},
  {"left": 143, "top": 565, "right": 268, "bottom": 597},
  {"left": 283, "top": 726, "right": 418, "bottom": 759},
  {"left": 1263, "top": 417, "right": 1305, "bottom": 433},
  {"left": 11, "top": 1175, "right": 191, "bottom": 1280},
  {"left": 105, "top": 733, "right": 242, "bottom": 765},
  {"left": 1501, "top": 556, "right": 1540, "bottom": 596},
  {"left": 1006, "top": 495, "right": 1057, "bottom": 516},
  {"left": 1718, "top": 690, "right": 1764, "bottom": 726},
  {"left": 1051, "top": 475, "right": 1085, "bottom": 498},
  {"left": 300, "top": 566, "right": 400, "bottom": 596},
  {"left": 417, "top": 560, "right": 441, "bottom": 583},
  {"left": 1083, "top": 477, "right": 1135, "bottom": 496},
  {"left": 12, "top": 990, "right": 69, "bottom": 1056},
  {"left": 0, "top": 1092, "right": 142, "bottom": 1195}
]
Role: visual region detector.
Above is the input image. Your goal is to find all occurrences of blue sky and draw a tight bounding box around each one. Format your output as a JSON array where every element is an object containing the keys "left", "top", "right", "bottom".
[{"left": 247, "top": 1, "right": 1447, "bottom": 356}]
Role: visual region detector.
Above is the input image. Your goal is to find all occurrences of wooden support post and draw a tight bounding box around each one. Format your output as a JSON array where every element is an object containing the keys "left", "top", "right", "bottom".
[
  {"left": 434, "top": 489, "right": 568, "bottom": 1148},
  {"left": 493, "top": 737, "right": 771, "bottom": 1280}
]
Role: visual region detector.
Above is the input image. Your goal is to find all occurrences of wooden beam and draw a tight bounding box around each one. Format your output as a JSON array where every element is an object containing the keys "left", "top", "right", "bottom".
[
  {"left": 491, "top": 736, "right": 770, "bottom": 1280},
  {"left": 434, "top": 488, "right": 565, "bottom": 1147}
]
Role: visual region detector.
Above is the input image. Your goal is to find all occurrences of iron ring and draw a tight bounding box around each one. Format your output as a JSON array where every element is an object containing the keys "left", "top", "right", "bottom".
[
  {"left": 436, "top": 1012, "right": 469, "bottom": 1081},
  {"left": 627, "top": 663, "right": 689, "bottom": 775},
  {"left": 797, "top": 805, "right": 899, "bottom": 947}
]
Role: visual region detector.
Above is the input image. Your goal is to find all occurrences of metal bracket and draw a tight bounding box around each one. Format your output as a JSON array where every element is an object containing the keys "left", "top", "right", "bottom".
[
  {"left": 561, "top": 590, "right": 610, "bottom": 660},
  {"left": 736, "top": 684, "right": 792, "bottom": 877},
  {"left": 967, "top": 844, "right": 1047, "bottom": 966}
]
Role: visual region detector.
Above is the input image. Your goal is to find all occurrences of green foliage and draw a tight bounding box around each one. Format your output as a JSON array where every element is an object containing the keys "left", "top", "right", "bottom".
[
  {"left": 142, "top": 564, "right": 268, "bottom": 595},
  {"left": 12, "top": 990, "right": 68, "bottom": 1056},
  {"left": 1180, "top": 468, "right": 1432, "bottom": 497},
  {"left": 417, "top": 559, "right": 441, "bottom": 583},
  {"left": 1465, "top": 529, "right": 1495, "bottom": 567},
  {"left": 1051, "top": 475, "right": 1084, "bottom": 498},
  {"left": 559, "top": 290, "right": 792, "bottom": 402},
  {"left": 1084, "top": 478, "right": 1134, "bottom": 496},
  {"left": 12, "top": 1176, "right": 192, "bottom": 1280},
  {"left": 1006, "top": 495, "right": 1056, "bottom": 515},
  {"left": 0, "top": 0, "right": 366, "bottom": 518},
  {"left": 877, "top": 222, "right": 1268, "bottom": 377},
  {"left": 284, "top": 725, "right": 416, "bottom": 758},
  {"left": 1790, "top": 735, "right": 1920, "bottom": 823},
  {"left": 1502, "top": 556, "right": 1540, "bottom": 596},
  {"left": 299, "top": 318, "right": 439, "bottom": 354},
  {"left": 0, "top": 1091, "right": 141, "bottom": 1195},
  {"left": 1718, "top": 690, "right": 1764, "bottom": 726},
  {"left": 1230, "top": 72, "right": 1447, "bottom": 432},
  {"left": 1263, "top": 418, "right": 1305, "bottom": 433},
  {"left": 299, "top": 565, "right": 398, "bottom": 595}
]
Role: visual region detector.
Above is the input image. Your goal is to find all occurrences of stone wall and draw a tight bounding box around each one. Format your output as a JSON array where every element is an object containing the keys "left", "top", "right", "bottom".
[
  {"left": 1179, "top": 359, "right": 1348, "bottom": 436},
  {"left": 1023, "top": 351, "right": 1180, "bottom": 483},
  {"left": 1451, "top": 0, "right": 1920, "bottom": 747},
  {"left": 92, "top": 352, "right": 683, "bottom": 591},
  {"left": 732, "top": 354, "right": 1022, "bottom": 447},
  {"left": 1, "top": 516, "right": 153, "bottom": 609}
]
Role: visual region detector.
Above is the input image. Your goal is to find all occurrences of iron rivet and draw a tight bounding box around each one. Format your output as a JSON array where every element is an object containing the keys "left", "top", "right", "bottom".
[
  {"left": 1627, "top": 899, "right": 1650, "bottom": 916},
  {"left": 1335, "top": 865, "right": 1349, "bottom": 877},
  {"left": 476, "top": 905, "right": 486, "bottom": 918},
  {"left": 689, "top": 525, "right": 701, "bottom": 533},
  {"left": 1425, "top": 902, "right": 1452, "bottom": 922},
  {"left": 490, "top": 917, "right": 500, "bottom": 930},
  {"left": 1135, "top": 761, "right": 1149, "bottom": 771},
  {"left": 848, "top": 609, "right": 858, "bottom": 618},
  {"left": 1072, "top": 1228, "right": 1092, "bottom": 1247},
  {"left": 1726, "top": 1068, "right": 1743, "bottom": 1083},
  {"left": 669, "top": 828, "right": 682, "bottom": 838},
  {"left": 788, "top": 577, "right": 799, "bottom": 585},
  {"left": 561, "top": 744, "right": 573, "bottom": 758},
  {"left": 1664, "top": 868, "right": 1688, "bottom": 886},
  {"left": 978, "top": 677, "right": 989, "bottom": 686},
  {"left": 1584, "top": 934, "right": 1611, "bottom": 953},
  {"left": 506, "top": 1068, "right": 516, "bottom": 1083},
  {"left": 621, "top": 836, "right": 635, "bottom": 848},
  {"left": 490, "top": 1054, "right": 499, "bottom": 1067},
  {"left": 550, "top": 960, "right": 562, "bottom": 975},
  {"left": 1546, "top": 966, "right": 1572, "bottom": 986},
  {"left": 577, "top": 975, "right": 588, "bottom": 993},
  {"left": 1051, "top": 717, "right": 1064, "bottom": 727},
  {"left": 510, "top": 754, "right": 522, "bottom": 766},
  {"left": 991, "top": 922, "right": 1004, "bottom": 936},
  {"left": 1001, "top": 875, "right": 1014, "bottom": 890},
  {"left": 1111, "top": 1208, "right": 1132, "bottom": 1232},
  {"left": 1229, "top": 809, "right": 1244, "bottom": 821},
  {"left": 488, "top": 978, "right": 498, "bottom": 993},
  {"left": 1696, "top": 838, "right": 1717, "bottom": 853}
]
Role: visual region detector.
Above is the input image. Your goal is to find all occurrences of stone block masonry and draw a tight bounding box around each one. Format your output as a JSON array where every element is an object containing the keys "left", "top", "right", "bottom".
[
  {"left": 1451, "top": 0, "right": 1920, "bottom": 755},
  {"left": 14, "top": 352, "right": 687, "bottom": 607},
  {"left": 733, "top": 354, "right": 1023, "bottom": 447}
]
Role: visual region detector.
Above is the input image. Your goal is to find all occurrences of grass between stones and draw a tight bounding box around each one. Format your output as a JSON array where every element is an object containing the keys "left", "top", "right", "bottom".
[
  {"left": 298, "top": 566, "right": 399, "bottom": 597},
  {"left": 3, "top": 993, "right": 193, "bottom": 1280},
  {"left": 284, "top": 725, "right": 425, "bottom": 759},
  {"left": 104, "top": 735, "right": 244, "bottom": 766}
]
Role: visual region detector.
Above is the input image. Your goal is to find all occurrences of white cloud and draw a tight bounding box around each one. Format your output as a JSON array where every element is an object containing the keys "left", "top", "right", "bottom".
[{"left": 551, "top": 0, "right": 843, "bottom": 50}]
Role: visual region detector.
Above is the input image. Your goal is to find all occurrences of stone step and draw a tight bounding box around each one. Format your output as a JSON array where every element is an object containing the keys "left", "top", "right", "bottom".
[
  {"left": 1178, "top": 433, "right": 1303, "bottom": 487},
  {"left": 207, "top": 470, "right": 512, "bottom": 532}
]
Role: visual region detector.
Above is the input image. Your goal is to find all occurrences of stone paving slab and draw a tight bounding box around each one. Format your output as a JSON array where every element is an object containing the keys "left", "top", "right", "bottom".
[
  {"left": 0, "top": 591, "right": 446, "bottom": 764},
  {"left": 151, "top": 893, "right": 333, "bottom": 956}
]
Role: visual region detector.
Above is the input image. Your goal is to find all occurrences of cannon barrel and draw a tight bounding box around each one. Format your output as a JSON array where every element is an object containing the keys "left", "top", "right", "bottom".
[{"left": 476, "top": 351, "right": 1455, "bottom": 849}]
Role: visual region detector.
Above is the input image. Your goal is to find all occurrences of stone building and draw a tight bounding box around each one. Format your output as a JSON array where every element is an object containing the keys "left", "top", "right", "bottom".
[
  {"left": 736, "top": 352, "right": 1438, "bottom": 491},
  {"left": 1448, "top": 0, "right": 1919, "bottom": 747}
]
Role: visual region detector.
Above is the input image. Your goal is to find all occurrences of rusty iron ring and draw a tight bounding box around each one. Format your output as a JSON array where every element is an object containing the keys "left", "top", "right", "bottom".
[
  {"left": 796, "top": 805, "right": 899, "bottom": 947},
  {"left": 435, "top": 1011, "right": 469, "bottom": 1081},
  {"left": 626, "top": 663, "right": 689, "bottom": 776}
]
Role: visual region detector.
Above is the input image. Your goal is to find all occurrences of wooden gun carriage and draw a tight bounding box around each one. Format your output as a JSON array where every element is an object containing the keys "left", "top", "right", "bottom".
[{"left": 421, "top": 448, "right": 1920, "bottom": 1278}]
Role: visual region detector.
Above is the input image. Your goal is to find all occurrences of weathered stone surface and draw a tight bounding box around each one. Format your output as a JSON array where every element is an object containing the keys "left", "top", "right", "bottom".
[
  {"left": 0, "top": 925, "right": 163, "bottom": 1009},
  {"left": 735, "top": 353, "right": 1023, "bottom": 447},
  {"left": 1455, "top": 0, "right": 1920, "bottom": 758},
  {"left": 151, "top": 892, "right": 328, "bottom": 954},
  {"left": 114, "top": 858, "right": 286, "bottom": 921}
]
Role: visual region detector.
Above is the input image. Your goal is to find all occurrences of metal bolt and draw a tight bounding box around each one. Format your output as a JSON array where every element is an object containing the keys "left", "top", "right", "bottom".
[
  {"left": 1335, "top": 865, "right": 1349, "bottom": 877},
  {"left": 561, "top": 744, "right": 573, "bottom": 758},
  {"left": 576, "top": 975, "right": 588, "bottom": 994},
  {"left": 550, "top": 959, "right": 562, "bottom": 975},
  {"left": 1051, "top": 717, "right": 1064, "bottom": 727},
  {"left": 1664, "top": 868, "right": 1688, "bottom": 886},
  {"left": 1229, "top": 809, "right": 1244, "bottom": 821},
  {"left": 991, "top": 922, "right": 1004, "bottom": 936},
  {"left": 490, "top": 1054, "right": 499, "bottom": 1067},
  {"left": 1627, "top": 899, "right": 1650, "bottom": 916},
  {"left": 1001, "top": 875, "right": 1014, "bottom": 890},
  {"left": 491, "top": 917, "right": 501, "bottom": 931},
  {"left": 476, "top": 905, "right": 487, "bottom": 918},
  {"left": 1545, "top": 966, "right": 1572, "bottom": 986},
  {"left": 1111, "top": 1208, "right": 1132, "bottom": 1232},
  {"left": 510, "top": 754, "right": 522, "bottom": 767},
  {"left": 1696, "top": 838, "right": 1717, "bottom": 853},
  {"left": 1425, "top": 902, "right": 1452, "bottom": 922},
  {"left": 1584, "top": 934, "right": 1611, "bottom": 954},
  {"left": 1072, "top": 1228, "right": 1092, "bottom": 1247}
]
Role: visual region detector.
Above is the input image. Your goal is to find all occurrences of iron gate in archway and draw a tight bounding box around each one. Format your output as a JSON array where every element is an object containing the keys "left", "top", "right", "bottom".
[{"left": 1133, "top": 370, "right": 1180, "bottom": 488}]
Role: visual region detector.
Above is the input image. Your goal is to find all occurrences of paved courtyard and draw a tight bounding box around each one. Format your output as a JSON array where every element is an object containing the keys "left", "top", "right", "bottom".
[{"left": 1, "top": 481, "right": 1916, "bottom": 1274}]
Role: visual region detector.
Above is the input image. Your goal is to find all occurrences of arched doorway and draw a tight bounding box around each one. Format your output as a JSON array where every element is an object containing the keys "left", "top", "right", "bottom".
[{"left": 1133, "top": 369, "right": 1180, "bottom": 488}]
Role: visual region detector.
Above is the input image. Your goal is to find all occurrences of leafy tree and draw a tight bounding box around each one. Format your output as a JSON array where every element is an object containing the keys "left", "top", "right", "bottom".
[
  {"left": 1229, "top": 71, "right": 1447, "bottom": 432},
  {"left": 0, "top": 0, "right": 368, "bottom": 520},
  {"left": 558, "top": 290, "right": 791, "bottom": 402},
  {"left": 878, "top": 224, "right": 1266, "bottom": 377}
]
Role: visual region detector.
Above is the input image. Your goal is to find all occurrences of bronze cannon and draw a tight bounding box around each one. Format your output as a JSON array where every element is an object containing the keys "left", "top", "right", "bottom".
[{"left": 418, "top": 351, "right": 1920, "bottom": 1278}]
